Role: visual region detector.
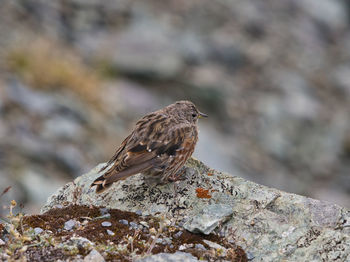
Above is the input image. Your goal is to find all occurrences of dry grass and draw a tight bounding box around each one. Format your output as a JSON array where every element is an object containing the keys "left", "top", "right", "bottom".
[{"left": 5, "top": 38, "right": 103, "bottom": 109}]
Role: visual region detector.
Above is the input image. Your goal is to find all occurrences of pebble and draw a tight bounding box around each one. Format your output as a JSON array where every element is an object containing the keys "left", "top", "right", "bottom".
[
  {"left": 202, "top": 240, "right": 225, "bottom": 250},
  {"left": 99, "top": 208, "right": 109, "bottom": 215},
  {"left": 195, "top": 243, "right": 206, "bottom": 250},
  {"left": 246, "top": 251, "right": 255, "bottom": 260},
  {"left": 101, "top": 221, "right": 112, "bottom": 227},
  {"left": 178, "top": 243, "right": 193, "bottom": 250},
  {"left": 118, "top": 219, "right": 128, "bottom": 225},
  {"left": 84, "top": 249, "right": 105, "bottom": 262},
  {"left": 129, "top": 222, "right": 139, "bottom": 229},
  {"left": 106, "top": 229, "right": 115, "bottom": 236},
  {"left": 0, "top": 239, "right": 5, "bottom": 246},
  {"left": 64, "top": 219, "right": 76, "bottom": 231},
  {"left": 99, "top": 214, "right": 111, "bottom": 219},
  {"left": 174, "top": 231, "right": 183, "bottom": 239},
  {"left": 135, "top": 210, "right": 142, "bottom": 216},
  {"left": 139, "top": 221, "right": 149, "bottom": 228},
  {"left": 34, "top": 227, "right": 43, "bottom": 234}
]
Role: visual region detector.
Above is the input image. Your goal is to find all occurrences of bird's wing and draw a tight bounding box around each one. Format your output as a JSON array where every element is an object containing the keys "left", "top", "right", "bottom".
[{"left": 91, "top": 113, "right": 193, "bottom": 193}]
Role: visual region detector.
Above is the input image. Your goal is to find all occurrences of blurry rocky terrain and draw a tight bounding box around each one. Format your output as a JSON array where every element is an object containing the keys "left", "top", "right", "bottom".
[{"left": 0, "top": 0, "right": 350, "bottom": 214}]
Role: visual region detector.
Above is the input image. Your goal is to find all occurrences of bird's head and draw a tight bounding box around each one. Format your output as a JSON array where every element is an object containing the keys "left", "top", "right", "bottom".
[{"left": 166, "top": 100, "right": 208, "bottom": 123}]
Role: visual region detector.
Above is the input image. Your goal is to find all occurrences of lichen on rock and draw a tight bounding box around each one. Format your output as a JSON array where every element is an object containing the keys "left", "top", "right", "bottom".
[{"left": 40, "top": 158, "right": 350, "bottom": 261}]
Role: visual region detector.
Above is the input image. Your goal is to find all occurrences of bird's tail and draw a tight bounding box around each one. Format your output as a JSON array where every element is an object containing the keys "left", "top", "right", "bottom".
[
  {"left": 90, "top": 174, "right": 113, "bottom": 194},
  {"left": 90, "top": 160, "right": 156, "bottom": 193}
]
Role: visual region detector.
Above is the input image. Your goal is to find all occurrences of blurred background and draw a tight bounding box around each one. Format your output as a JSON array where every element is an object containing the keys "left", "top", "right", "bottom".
[{"left": 0, "top": 0, "right": 350, "bottom": 215}]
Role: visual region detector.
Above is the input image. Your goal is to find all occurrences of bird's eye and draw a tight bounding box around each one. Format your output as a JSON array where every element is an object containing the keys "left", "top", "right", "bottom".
[{"left": 192, "top": 113, "right": 197, "bottom": 118}]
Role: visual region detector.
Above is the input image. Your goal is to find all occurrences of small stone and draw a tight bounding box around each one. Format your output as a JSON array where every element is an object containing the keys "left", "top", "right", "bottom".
[
  {"left": 156, "top": 238, "right": 164, "bottom": 244},
  {"left": 59, "top": 237, "right": 93, "bottom": 251},
  {"left": 178, "top": 244, "right": 187, "bottom": 251},
  {"left": 202, "top": 240, "right": 225, "bottom": 250},
  {"left": 135, "top": 210, "right": 142, "bottom": 216},
  {"left": 203, "top": 240, "right": 227, "bottom": 256},
  {"left": 174, "top": 231, "right": 183, "bottom": 239},
  {"left": 139, "top": 221, "right": 149, "bottom": 228},
  {"left": 101, "top": 221, "right": 112, "bottom": 227},
  {"left": 129, "top": 222, "right": 139, "bottom": 229},
  {"left": 84, "top": 249, "right": 105, "bottom": 262},
  {"left": 98, "top": 214, "right": 111, "bottom": 219},
  {"left": 119, "top": 219, "right": 129, "bottom": 225},
  {"left": 195, "top": 243, "right": 206, "bottom": 250},
  {"left": 106, "top": 229, "right": 115, "bottom": 236},
  {"left": 99, "top": 208, "right": 109, "bottom": 215},
  {"left": 34, "top": 227, "right": 43, "bottom": 235},
  {"left": 179, "top": 243, "right": 194, "bottom": 251},
  {"left": 183, "top": 204, "right": 233, "bottom": 235},
  {"left": 246, "top": 251, "right": 255, "bottom": 260},
  {"left": 64, "top": 219, "right": 76, "bottom": 231},
  {"left": 0, "top": 239, "right": 5, "bottom": 246},
  {"left": 135, "top": 252, "right": 197, "bottom": 262}
]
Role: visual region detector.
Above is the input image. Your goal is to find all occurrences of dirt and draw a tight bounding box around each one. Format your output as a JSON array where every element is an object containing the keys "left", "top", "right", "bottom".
[{"left": 15, "top": 205, "right": 247, "bottom": 261}]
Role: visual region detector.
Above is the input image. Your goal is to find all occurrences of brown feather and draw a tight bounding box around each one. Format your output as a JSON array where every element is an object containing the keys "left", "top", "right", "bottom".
[{"left": 91, "top": 101, "right": 205, "bottom": 193}]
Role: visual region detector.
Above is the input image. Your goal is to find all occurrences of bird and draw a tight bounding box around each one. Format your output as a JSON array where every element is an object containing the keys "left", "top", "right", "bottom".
[{"left": 91, "top": 100, "right": 207, "bottom": 193}]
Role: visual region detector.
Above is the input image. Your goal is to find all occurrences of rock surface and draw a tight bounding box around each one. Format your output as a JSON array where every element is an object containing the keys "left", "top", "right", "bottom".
[
  {"left": 136, "top": 252, "right": 198, "bottom": 262},
  {"left": 42, "top": 158, "right": 350, "bottom": 262}
]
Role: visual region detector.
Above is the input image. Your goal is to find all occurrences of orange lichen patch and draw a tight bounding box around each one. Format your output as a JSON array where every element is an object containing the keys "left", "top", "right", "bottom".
[
  {"left": 207, "top": 172, "right": 214, "bottom": 176},
  {"left": 196, "top": 188, "right": 212, "bottom": 199}
]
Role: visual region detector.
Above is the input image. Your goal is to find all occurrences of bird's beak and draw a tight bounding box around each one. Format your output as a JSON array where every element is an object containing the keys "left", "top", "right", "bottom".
[{"left": 199, "top": 112, "right": 208, "bottom": 118}]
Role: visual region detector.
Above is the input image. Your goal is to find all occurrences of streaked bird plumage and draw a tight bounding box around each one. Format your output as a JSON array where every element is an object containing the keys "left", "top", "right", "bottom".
[{"left": 91, "top": 100, "right": 207, "bottom": 193}]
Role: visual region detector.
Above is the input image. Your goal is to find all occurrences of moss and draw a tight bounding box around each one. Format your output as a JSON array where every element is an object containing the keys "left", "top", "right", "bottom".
[{"left": 17, "top": 205, "right": 247, "bottom": 261}]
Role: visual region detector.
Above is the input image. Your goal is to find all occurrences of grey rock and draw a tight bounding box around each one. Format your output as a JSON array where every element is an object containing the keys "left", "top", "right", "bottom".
[
  {"left": 99, "top": 208, "right": 109, "bottom": 215},
  {"left": 119, "top": 219, "right": 129, "bottom": 225},
  {"left": 84, "top": 249, "right": 105, "bottom": 262},
  {"left": 18, "top": 169, "right": 62, "bottom": 205},
  {"left": 111, "top": 19, "right": 183, "bottom": 79},
  {"left": 101, "top": 221, "right": 112, "bottom": 227},
  {"left": 194, "top": 244, "right": 206, "bottom": 250},
  {"left": 246, "top": 251, "right": 255, "bottom": 261},
  {"left": 202, "top": 240, "right": 225, "bottom": 250},
  {"left": 58, "top": 236, "right": 94, "bottom": 252},
  {"left": 183, "top": 204, "right": 233, "bottom": 235},
  {"left": 42, "top": 116, "right": 83, "bottom": 141},
  {"left": 64, "top": 219, "right": 76, "bottom": 231},
  {"left": 173, "top": 231, "right": 183, "bottom": 239},
  {"left": 129, "top": 221, "right": 139, "bottom": 229},
  {"left": 106, "top": 229, "right": 114, "bottom": 236},
  {"left": 136, "top": 252, "right": 198, "bottom": 262},
  {"left": 332, "top": 64, "right": 350, "bottom": 96},
  {"left": 5, "top": 80, "right": 57, "bottom": 116},
  {"left": 34, "top": 227, "right": 43, "bottom": 235},
  {"left": 296, "top": 0, "right": 347, "bottom": 30},
  {"left": 42, "top": 158, "right": 350, "bottom": 261}
]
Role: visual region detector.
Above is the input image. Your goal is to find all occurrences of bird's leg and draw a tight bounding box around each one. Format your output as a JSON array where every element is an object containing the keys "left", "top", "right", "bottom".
[{"left": 167, "top": 166, "right": 189, "bottom": 182}]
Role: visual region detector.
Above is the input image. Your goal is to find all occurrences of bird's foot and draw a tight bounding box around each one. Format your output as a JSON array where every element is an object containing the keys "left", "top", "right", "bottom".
[{"left": 167, "top": 167, "right": 189, "bottom": 182}]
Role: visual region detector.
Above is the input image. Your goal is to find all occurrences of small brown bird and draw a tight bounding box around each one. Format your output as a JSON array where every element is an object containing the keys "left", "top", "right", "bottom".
[{"left": 91, "top": 100, "right": 207, "bottom": 193}]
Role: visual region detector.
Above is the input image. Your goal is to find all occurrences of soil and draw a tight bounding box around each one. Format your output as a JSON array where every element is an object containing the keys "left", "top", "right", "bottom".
[{"left": 13, "top": 205, "right": 248, "bottom": 261}]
